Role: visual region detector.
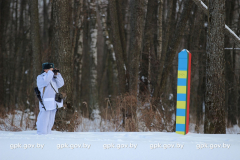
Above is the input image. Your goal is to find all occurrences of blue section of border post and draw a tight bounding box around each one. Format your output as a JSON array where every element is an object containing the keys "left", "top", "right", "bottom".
[
  {"left": 176, "top": 124, "right": 185, "bottom": 132},
  {"left": 178, "top": 50, "right": 189, "bottom": 70},
  {"left": 176, "top": 109, "right": 186, "bottom": 116},
  {"left": 178, "top": 50, "right": 188, "bottom": 58},
  {"left": 178, "top": 59, "right": 188, "bottom": 70},
  {"left": 177, "top": 94, "right": 187, "bottom": 101},
  {"left": 177, "top": 79, "right": 187, "bottom": 86}
]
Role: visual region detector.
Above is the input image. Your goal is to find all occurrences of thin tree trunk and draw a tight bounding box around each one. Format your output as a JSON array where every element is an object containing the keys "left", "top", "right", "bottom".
[
  {"left": 151, "top": 0, "right": 163, "bottom": 98},
  {"left": 236, "top": 1, "right": 240, "bottom": 127},
  {"left": 109, "top": 0, "right": 126, "bottom": 94},
  {"left": 6, "top": 2, "right": 15, "bottom": 110},
  {"left": 29, "top": 0, "right": 41, "bottom": 86},
  {"left": 156, "top": 0, "right": 163, "bottom": 66},
  {"left": 43, "top": 0, "right": 49, "bottom": 51},
  {"left": 128, "top": 0, "right": 145, "bottom": 96},
  {"left": 187, "top": 5, "right": 202, "bottom": 126},
  {"left": 97, "top": 0, "right": 119, "bottom": 118},
  {"left": 96, "top": 1, "right": 107, "bottom": 110},
  {"left": 0, "top": 0, "right": 10, "bottom": 110},
  {"left": 81, "top": 0, "right": 92, "bottom": 117},
  {"left": 194, "top": 11, "right": 206, "bottom": 133},
  {"left": 127, "top": 0, "right": 145, "bottom": 131},
  {"left": 29, "top": 0, "right": 41, "bottom": 126},
  {"left": 15, "top": 0, "right": 26, "bottom": 108},
  {"left": 116, "top": 0, "right": 127, "bottom": 67},
  {"left": 140, "top": 0, "right": 157, "bottom": 95},
  {"left": 225, "top": 0, "right": 237, "bottom": 127},
  {"left": 72, "top": 0, "right": 83, "bottom": 110},
  {"left": 88, "top": 0, "right": 98, "bottom": 108}
]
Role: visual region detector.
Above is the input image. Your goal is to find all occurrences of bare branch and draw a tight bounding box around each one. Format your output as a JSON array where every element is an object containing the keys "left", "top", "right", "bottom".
[{"left": 192, "top": 0, "right": 240, "bottom": 47}]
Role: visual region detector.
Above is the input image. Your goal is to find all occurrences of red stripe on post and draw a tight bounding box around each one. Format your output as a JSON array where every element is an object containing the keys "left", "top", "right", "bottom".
[{"left": 186, "top": 52, "right": 191, "bottom": 134}]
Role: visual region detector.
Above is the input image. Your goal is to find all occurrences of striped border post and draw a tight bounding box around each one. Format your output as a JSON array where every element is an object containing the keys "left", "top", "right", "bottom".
[{"left": 176, "top": 49, "right": 191, "bottom": 135}]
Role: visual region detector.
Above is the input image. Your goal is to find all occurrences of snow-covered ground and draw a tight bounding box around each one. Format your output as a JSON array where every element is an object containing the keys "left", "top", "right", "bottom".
[
  {"left": 0, "top": 131, "right": 239, "bottom": 160},
  {"left": 2, "top": 109, "right": 240, "bottom": 133},
  {"left": 1, "top": 109, "right": 240, "bottom": 160}
]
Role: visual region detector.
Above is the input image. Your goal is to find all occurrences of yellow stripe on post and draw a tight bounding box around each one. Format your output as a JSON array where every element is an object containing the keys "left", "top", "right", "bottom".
[
  {"left": 176, "top": 131, "right": 185, "bottom": 135},
  {"left": 177, "top": 86, "right": 187, "bottom": 94},
  {"left": 177, "top": 101, "right": 186, "bottom": 109},
  {"left": 176, "top": 116, "right": 185, "bottom": 124},
  {"left": 178, "top": 71, "right": 187, "bottom": 78}
]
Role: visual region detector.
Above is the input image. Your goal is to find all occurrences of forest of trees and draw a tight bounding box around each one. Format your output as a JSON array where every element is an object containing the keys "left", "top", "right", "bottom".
[{"left": 0, "top": 0, "right": 240, "bottom": 133}]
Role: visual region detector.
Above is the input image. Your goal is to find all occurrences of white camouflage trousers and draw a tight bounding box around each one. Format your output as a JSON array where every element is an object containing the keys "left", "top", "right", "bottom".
[{"left": 36, "top": 109, "right": 57, "bottom": 134}]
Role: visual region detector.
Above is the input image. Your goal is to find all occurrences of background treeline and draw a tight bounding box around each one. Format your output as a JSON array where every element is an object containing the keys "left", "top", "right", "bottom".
[{"left": 0, "top": 0, "right": 239, "bottom": 133}]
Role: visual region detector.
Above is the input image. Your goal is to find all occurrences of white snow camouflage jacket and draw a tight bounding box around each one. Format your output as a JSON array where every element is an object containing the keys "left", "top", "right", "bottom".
[{"left": 37, "top": 70, "right": 64, "bottom": 111}]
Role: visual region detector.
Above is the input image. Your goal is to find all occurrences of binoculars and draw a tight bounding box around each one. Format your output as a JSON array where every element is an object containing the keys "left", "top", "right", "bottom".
[{"left": 53, "top": 69, "right": 59, "bottom": 73}]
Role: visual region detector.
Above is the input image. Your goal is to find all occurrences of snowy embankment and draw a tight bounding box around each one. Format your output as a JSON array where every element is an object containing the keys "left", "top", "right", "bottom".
[{"left": 0, "top": 131, "right": 239, "bottom": 160}]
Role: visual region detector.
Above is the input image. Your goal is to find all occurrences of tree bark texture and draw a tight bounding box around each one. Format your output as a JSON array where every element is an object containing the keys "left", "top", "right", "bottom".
[
  {"left": 88, "top": 0, "right": 98, "bottom": 108},
  {"left": 225, "top": 0, "right": 237, "bottom": 127},
  {"left": 0, "top": 0, "right": 10, "bottom": 108},
  {"left": 109, "top": 0, "right": 126, "bottom": 94},
  {"left": 29, "top": 0, "right": 42, "bottom": 125},
  {"left": 30, "top": 0, "right": 41, "bottom": 81},
  {"left": 204, "top": 0, "right": 226, "bottom": 134},
  {"left": 128, "top": 0, "right": 145, "bottom": 96},
  {"left": 52, "top": 0, "right": 74, "bottom": 131},
  {"left": 140, "top": 0, "right": 158, "bottom": 95}
]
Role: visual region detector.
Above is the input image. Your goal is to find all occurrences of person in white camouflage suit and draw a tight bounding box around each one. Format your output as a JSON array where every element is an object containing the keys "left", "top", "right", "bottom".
[{"left": 36, "top": 62, "right": 64, "bottom": 134}]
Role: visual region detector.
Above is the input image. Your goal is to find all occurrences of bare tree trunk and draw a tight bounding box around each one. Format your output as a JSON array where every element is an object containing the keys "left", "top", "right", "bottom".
[
  {"left": 43, "top": 0, "right": 49, "bottom": 52},
  {"left": 204, "top": 0, "right": 226, "bottom": 134},
  {"left": 237, "top": 1, "right": 240, "bottom": 127},
  {"left": 156, "top": 0, "right": 163, "bottom": 66},
  {"left": 72, "top": 0, "right": 83, "bottom": 110},
  {"left": 15, "top": 0, "right": 27, "bottom": 108},
  {"left": 9, "top": 0, "right": 19, "bottom": 110},
  {"left": 0, "top": 0, "right": 10, "bottom": 110},
  {"left": 127, "top": 0, "right": 145, "bottom": 131},
  {"left": 29, "top": 0, "right": 41, "bottom": 126},
  {"left": 195, "top": 12, "right": 206, "bottom": 133},
  {"left": 6, "top": 1, "right": 15, "bottom": 110},
  {"left": 128, "top": 0, "right": 145, "bottom": 96},
  {"left": 151, "top": 0, "right": 163, "bottom": 100},
  {"left": 88, "top": 1, "right": 98, "bottom": 108},
  {"left": 52, "top": 0, "right": 74, "bottom": 131},
  {"left": 96, "top": 1, "right": 107, "bottom": 110},
  {"left": 97, "top": 0, "right": 119, "bottom": 116},
  {"left": 225, "top": 0, "right": 237, "bottom": 127},
  {"left": 139, "top": 0, "right": 157, "bottom": 96},
  {"left": 109, "top": 0, "right": 126, "bottom": 94},
  {"left": 187, "top": 5, "right": 203, "bottom": 126},
  {"left": 116, "top": 0, "right": 127, "bottom": 66},
  {"left": 0, "top": 0, "right": 4, "bottom": 109},
  {"left": 29, "top": 0, "right": 41, "bottom": 84},
  {"left": 49, "top": 2, "right": 54, "bottom": 63},
  {"left": 81, "top": 0, "right": 92, "bottom": 117}
]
